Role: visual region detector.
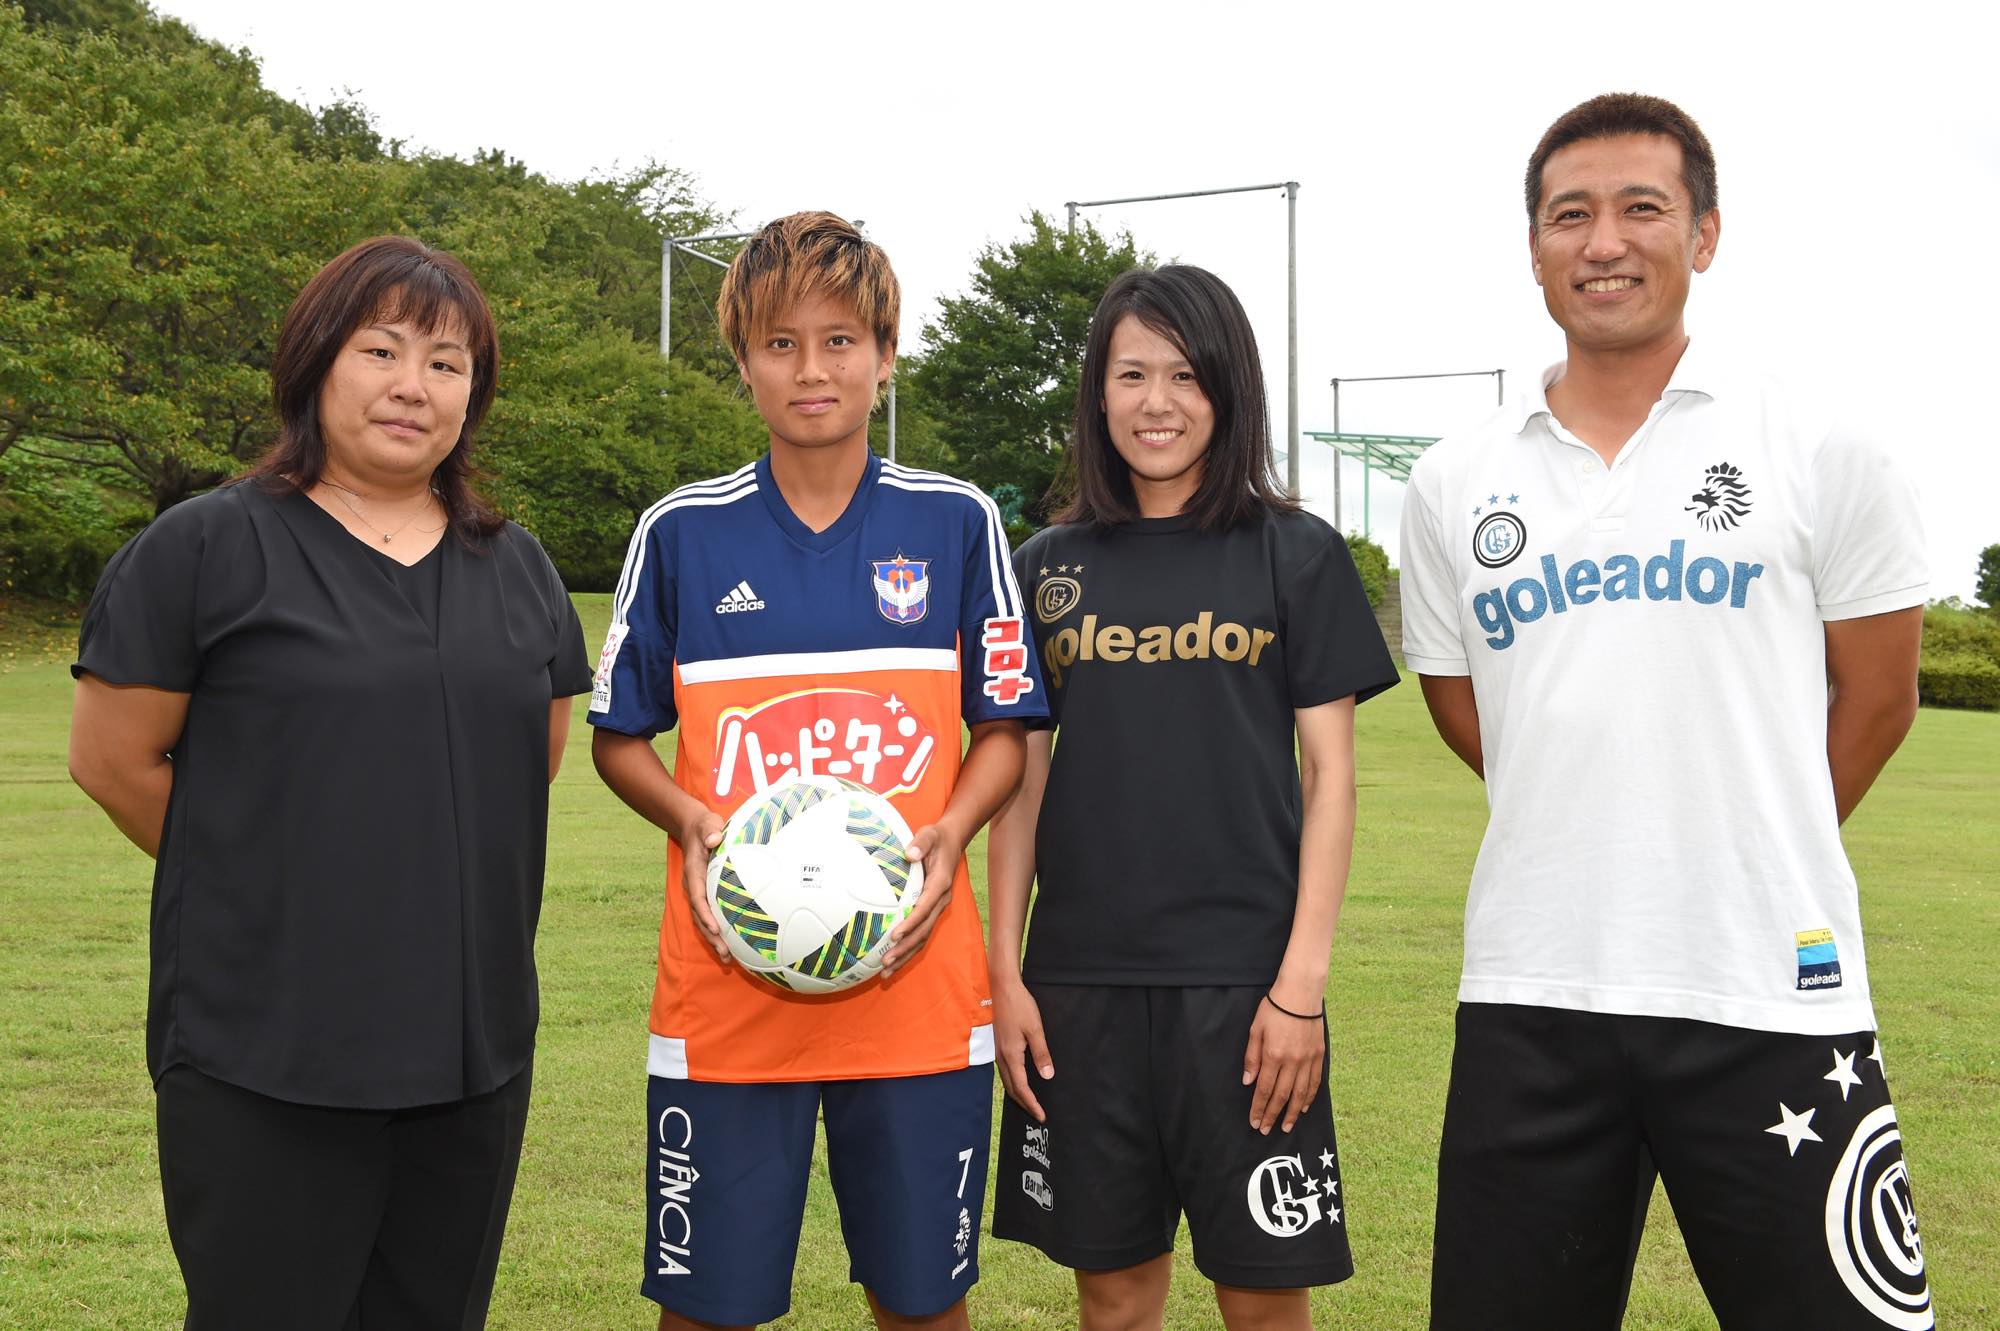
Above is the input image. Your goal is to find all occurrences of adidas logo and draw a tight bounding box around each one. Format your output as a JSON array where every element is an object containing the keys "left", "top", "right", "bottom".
[{"left": 715, "top": 580, "right": 766, "bottom": 614}]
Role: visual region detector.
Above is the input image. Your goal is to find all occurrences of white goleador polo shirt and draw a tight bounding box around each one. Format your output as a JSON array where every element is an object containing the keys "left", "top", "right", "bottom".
[{"left": 1401, "top": 340, "right": 1927, "bottom": 1036}]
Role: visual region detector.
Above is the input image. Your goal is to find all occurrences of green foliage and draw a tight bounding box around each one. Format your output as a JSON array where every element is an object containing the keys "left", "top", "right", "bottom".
[
  {"left": 1, "top": 2, "right": 745, "bottom": 590},
  {"left": 0, "top": 446, "right": 146, "bottom": 599},
  {"left": 0, "top": 6, "right": 406, "bottom": 510},
  {"left": 1918, "top": 652, "right": 2000, "bottom": 711},
  {"left": 867, "top": 354, "right": 955, "bottom": 475},
  {"left": 1920, "top": 601, "right": 2000, "bottom": 710},
  {"left": 906, "top": 213, "right": 1149, "bottom": 526},
  {"left": 1346, "top": 532, "right": 1390, "bottom": 608},
  {"left": 482, "top": 347, "right": 766, "bottom": 592},
  {"left": 1977, "top": 543, "right": 2000, "bottom": 610}
]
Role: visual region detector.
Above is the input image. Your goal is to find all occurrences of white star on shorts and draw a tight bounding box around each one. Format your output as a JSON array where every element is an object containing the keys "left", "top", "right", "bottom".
[
  {"left": 1318, "top": 1149, "right": 1335, "bottom": 1171},
  {"left": 1824, "top": 1049, "right": 1864, "bottom": 1102},
  {"left": 1765, "top": 1102, "right": 1823, "bottom": 1156}
]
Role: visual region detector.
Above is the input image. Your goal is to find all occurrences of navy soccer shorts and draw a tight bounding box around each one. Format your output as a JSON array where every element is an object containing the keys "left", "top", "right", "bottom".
[
  {"left": 641, "top": 1064, "right": 991, "bottom": 1324},
  {"left": 992, "top": 984, "right": 1354, "bottom": 1289},
  {"left": 1430, "top": 1003, "right": 1932, "bottom": 1331}
]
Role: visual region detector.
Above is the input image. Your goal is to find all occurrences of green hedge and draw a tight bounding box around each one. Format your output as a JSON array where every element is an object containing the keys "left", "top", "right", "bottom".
[
  {"left": 1919, "top": 603, "right": 2000, "bottom": 711},
  {"left": 1918, "top": 651, "right": 2000, "bottom": 711}
]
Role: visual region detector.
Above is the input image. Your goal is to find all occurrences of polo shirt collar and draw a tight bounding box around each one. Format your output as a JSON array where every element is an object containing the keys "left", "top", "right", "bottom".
[{"left": 1507, "top": 336, "right": 1718, "bottom": 437}]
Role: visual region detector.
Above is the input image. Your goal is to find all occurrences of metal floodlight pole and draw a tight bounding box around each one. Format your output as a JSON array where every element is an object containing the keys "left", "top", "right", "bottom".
[
  {"left": 660, "top": 228, "right": 758, "bottom": 360},
  {"left": 1062, "top": 181, "right": 1301, "bottom": 497},
  {"left": 1324, "top": 369, "right": 1507, "bottom": 534},
  {"left": 1285, "top": 182, "right": 1298, "bottom": 501}
]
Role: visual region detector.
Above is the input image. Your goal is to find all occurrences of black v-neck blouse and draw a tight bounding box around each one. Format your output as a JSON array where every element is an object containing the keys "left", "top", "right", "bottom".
[{"left": 74, "top": 481, "right": 592, "bottom": 1109}]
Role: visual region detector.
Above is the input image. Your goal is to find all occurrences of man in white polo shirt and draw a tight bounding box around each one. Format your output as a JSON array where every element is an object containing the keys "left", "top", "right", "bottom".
[{"left": 1401, "top": 93, "right": 1932, "bottom": 1330}]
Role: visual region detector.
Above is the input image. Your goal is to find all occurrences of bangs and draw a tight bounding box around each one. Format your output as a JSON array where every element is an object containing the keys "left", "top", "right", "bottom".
[
  {"left": 364, "top": 267, "right": 484, "bottom": 353},
  {"left": 718, "top": 211, "right": 899, "bottom": 360}
]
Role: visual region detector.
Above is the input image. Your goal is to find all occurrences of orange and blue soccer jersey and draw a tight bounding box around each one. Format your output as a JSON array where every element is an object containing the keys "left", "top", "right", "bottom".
[{"left": 589, "top": 453, "right": 1046, "bottom": 1082}]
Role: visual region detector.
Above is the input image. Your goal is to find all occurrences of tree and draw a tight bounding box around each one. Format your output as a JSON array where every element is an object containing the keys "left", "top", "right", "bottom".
[
  {"left": 1978, "top": 544, "right": 2000, "bottom": 611},
  {"left": 0, "top": 8, "right": 405, "bottom": 510},
  {"left": 906, "top": 213, "right": 1148, "bottom": 525}
]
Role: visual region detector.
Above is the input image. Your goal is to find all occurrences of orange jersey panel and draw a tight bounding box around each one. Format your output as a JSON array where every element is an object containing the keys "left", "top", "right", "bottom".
[{"left": 654, "top": 657, "right": 991, "bottom": 1082}]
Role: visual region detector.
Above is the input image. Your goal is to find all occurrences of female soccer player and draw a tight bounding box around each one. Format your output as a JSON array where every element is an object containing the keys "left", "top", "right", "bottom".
[{"left": 988, "top": 265, "right": 1398, "bottom": 1330}]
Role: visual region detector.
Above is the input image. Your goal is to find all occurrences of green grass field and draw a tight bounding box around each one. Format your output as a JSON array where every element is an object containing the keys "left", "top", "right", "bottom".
[{"left": 3, "top": 592, "right": 1995, "bottom": 1328}]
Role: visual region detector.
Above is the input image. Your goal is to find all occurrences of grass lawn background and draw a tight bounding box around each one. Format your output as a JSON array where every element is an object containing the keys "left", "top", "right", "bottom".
[{"left": 2, "top": 591, "right": 1993, "bottom": 1328}]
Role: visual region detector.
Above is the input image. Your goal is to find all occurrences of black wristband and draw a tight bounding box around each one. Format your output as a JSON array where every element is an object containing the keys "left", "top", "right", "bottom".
[{"left": 1263, "top": 992, "right": 1326, "bottom": 1021}]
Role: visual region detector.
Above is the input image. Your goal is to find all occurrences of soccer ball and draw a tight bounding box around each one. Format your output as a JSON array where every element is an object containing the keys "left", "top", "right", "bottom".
[{"left": 706, "top": 775, "right": 922, "bottom": 993}]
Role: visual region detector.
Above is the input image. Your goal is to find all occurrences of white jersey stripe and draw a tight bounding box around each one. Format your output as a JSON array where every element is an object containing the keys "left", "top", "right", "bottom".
[
  {"left": 609, "top": 461, "right": 758, "bottom": 613},
  {"left": 884, "top": 466, "right": 1020, "bottom": 617},
  {"left": 677, "top": 646, "right": 958, "bottom": 685},
  {"left": 609, "top": 471, "right": 758, "bottom": 628},
  {"left": 878, "top": 466, "right": 1024, "bottom": 620}
]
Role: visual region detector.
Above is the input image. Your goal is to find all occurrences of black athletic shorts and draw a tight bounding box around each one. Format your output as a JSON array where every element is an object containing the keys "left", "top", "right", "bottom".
[
  {"left": 992, "top": 984, "right": 1353, "bottom": 1289},
  {"left": 1430, "top": 1004, "right": 1932, "bottom": 1331}
]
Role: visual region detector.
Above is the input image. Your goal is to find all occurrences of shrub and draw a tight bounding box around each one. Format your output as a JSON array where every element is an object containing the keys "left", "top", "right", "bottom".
[
  {"left": 1919, "top": 602, "right": 2000, "bottom": 710},
  {"left": 1918, "top": 651, "right": 2000, "bottom": 711},
  {"left": 1346, "top": 533, "right": 1389, "bottom": 608}
]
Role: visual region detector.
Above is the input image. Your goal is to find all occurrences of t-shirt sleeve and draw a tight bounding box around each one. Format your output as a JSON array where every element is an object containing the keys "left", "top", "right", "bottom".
[
  {"left": 540, "top": 547, "right": 594, "bottom": 698},
  {"left": 72, "top": 500, "right": 208, "bottom": 691},
  {"left": 587, "top": 512, "right": 680, "bottom": 737},
  {"left": 1279, "top": 525, "right": 1400, "bottom": 709},
  {"left": 958, "top": 495, "right": 1048, "bottom": 725},
  {"left": 1810, "top": 426, "right": 1928, "bottom": 620},
  {"left": 1010, "top": 536, "right": 1059, "bottom": 731},
  {"left": 1397, "top": 460, "right": 1470, "bottom": 675}
]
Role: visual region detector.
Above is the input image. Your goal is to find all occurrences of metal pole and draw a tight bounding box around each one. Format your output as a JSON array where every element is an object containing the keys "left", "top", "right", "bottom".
[
  {"left": 1066, "top": 201, "right": 1077, "bottom": 237},
  {"left": 1068, "top": 182, "right": 1294, "bottom": 209},
  {"left": 1285, "top": 182, "right": 1299, "bottom": 501},
  {"left": 1363, "top": 441, "right": 1373, "bottom": 538},
  {"left": 1496, "top": 368, "right": 1506, "bottom": 405},
  {"left": 1331, "top": 379, "right": 1342, "bottom": 532},
  {"left": 887, "top": 376, "right": 897, "bottom": 463},
  {"left": 659, "top": 229, "right": 759, "bottom": 363},
  {"left": 660, "top": 235, "right": 672, "bottom": 359}
]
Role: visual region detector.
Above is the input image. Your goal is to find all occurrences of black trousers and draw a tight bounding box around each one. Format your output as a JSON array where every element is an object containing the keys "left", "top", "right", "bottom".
[{"left": 156, "top": 1062, "right": 533, "bottom": 1331}]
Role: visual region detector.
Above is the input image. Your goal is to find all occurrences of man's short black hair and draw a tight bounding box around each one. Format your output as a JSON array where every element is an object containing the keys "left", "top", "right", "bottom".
[{"left": 1526, "top": 93, "right": 1717, "bottom": 226}]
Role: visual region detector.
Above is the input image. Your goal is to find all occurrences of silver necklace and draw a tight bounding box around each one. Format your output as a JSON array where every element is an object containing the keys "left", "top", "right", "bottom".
[{"left": 320, "top": 478, "right": 442, "bottom": 544}]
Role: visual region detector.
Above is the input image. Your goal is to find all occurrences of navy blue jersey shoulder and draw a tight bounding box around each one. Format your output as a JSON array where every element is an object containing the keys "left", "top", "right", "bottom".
[{"left": 590, "top": 452, "right": 1046, "bottom": 738}]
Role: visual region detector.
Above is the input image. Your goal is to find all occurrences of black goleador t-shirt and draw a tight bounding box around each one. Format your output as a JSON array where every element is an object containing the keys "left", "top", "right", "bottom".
[{"left": 1013, "top": 505, "right": 1398, "bottom": 985}]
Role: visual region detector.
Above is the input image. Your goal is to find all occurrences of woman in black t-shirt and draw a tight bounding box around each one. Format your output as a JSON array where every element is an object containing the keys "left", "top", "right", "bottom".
[
  {"left": 67, "top": 236, "right": 591, "bottom": 1328},
  {"left": 988, "top": 266, "right": 1397, "bottom": 1329}
]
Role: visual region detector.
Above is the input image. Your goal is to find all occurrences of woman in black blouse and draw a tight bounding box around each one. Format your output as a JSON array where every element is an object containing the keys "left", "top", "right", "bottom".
[{"left": 67, "top": 236, "right": 592, "bottom": 1329}]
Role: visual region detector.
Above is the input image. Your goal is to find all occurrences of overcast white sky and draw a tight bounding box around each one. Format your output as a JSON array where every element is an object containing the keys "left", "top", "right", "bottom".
[{"left": 159, "top": 0, "right": 1999, "bottom": 597}]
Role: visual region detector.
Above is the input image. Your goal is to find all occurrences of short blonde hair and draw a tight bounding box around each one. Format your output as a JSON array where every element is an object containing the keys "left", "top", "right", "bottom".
[{"left": 716, "top": 211, "right": 900, "bottom": 363}]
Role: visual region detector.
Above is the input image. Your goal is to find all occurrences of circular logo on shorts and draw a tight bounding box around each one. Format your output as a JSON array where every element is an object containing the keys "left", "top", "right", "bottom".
[
  {"left": 1036, "top": 576, "right": 1081, "bottom": 624},
  {"left": 1823, "top": 1104, "right": 1930, "bottom": 1329},
  {"left": 1473, "top": 511, "right": 1526, "bottom": 568},
  {"left": 1246, "top": 1155, "right": 1327, "bottom": 1238}
]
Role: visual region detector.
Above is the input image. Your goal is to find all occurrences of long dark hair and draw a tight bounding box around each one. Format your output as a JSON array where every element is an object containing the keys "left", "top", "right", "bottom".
[
  {"left": 254, "top": 235, "right": 504, "bottom": 541},
  {"left": 1056, "top": 264, "right": 1294, "bottom": 530}
]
